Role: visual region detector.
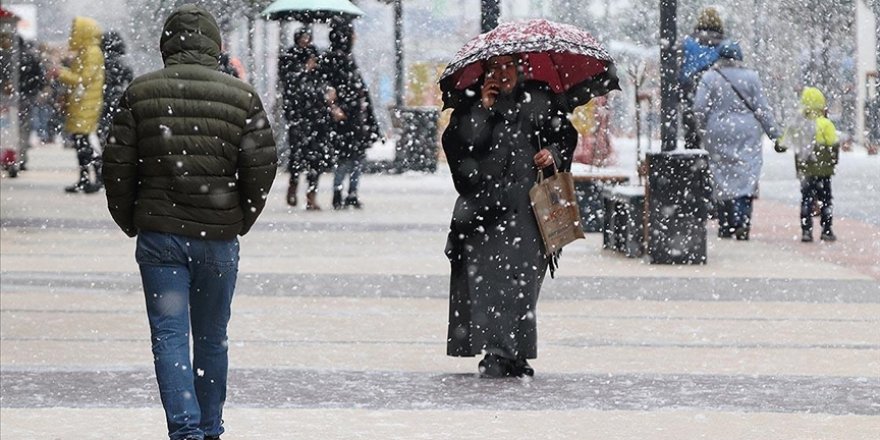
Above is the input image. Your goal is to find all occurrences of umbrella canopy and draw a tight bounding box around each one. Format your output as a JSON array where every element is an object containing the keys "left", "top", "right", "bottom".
[
  {"left": 440, "top": 19, "right": 618, "bottom": 108},
  {"left": 262, "top": 0, "right": 364, "bottom": 22}
]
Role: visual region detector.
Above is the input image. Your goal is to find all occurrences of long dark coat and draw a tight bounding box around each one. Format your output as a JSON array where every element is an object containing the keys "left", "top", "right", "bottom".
[
  {"left": 280, "top": 44, "right": 331, "bottom": 173},
  {"left": 443, "top": 81, "right": 577, "bottom": 360},
  {"left": 98, "top": 31, "right": 133, "bottom": 141},
  {"left": 320, "top": 49, "right": 379, "bottom": 161}
]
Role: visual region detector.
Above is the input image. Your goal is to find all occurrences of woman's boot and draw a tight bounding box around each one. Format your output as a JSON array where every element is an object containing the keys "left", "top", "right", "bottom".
[
  {"left": 306, "top": 191, "right": 321, "bottom": 211},
  {"left": 332, "top": 190, "right": 343, "bottom": 210}
]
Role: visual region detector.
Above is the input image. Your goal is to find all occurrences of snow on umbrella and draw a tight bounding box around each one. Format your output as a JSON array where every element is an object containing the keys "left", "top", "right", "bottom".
[
  {"left": 262, "top": 0, "right": 364, "bottom": 22},
  {"left": 439, "top": 19, "right": 619, "bottom": 109}
]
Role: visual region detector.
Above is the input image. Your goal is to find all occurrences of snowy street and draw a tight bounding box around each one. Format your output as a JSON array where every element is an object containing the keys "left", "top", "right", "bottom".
[{"left": 1, "top": 142, "right": 878, "bottom": 439}]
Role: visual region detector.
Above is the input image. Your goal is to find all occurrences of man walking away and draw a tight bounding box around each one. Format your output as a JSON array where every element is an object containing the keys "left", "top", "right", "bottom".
[{"left": 103, "top": 5, "right": 277, "bottom": 440}]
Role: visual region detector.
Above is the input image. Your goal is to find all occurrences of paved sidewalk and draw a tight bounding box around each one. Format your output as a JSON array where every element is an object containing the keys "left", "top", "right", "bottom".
[{"left": 1, "top": 143, "right": 878, "bottom": 439}]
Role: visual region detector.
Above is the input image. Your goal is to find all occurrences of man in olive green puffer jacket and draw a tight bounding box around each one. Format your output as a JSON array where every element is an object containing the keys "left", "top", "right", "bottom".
[{"left": 102, "top": 5, "right": 276, "bottom": 440}]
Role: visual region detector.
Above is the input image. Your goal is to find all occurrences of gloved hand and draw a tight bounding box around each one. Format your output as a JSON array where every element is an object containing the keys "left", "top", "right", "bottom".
[{"left": 773, "top": 139, "right": 787, "bottom": 153}]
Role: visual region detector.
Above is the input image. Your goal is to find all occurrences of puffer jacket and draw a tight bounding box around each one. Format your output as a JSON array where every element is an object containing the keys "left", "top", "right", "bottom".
[
  {"left": 58, "top": 17, "right": 105, "bottom": 134},
  {"left": 782, "top": 87, "right": 839, "bottom": 177},
  {"left": 103, "top": 4, "right": 277, "bottom": 240}
]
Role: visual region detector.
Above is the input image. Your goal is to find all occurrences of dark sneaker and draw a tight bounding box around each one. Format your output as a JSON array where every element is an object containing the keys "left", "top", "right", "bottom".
[
  {"left": 83, "top": 182, "right": 102, "bottom": 194},
  {"left": 801, "top": 230, "right": 813, "bottom": 242},
  {"left": 65, "top": 182, "right": 88, "bottom": 193},
  {"left": 734, "top": 227, "right": 750, "bottom": 241},
  {"left": 205, "top": 436, "right": 221, "bottom": 440},
  {"left": 820, "top": 231, "right": 836, "bottom": 242},
  {"left": 344, "top": 195, "right": 362, "bottom": 209},
  {"left": 717, "top": 228, "right": 733, "bottom": 239}
]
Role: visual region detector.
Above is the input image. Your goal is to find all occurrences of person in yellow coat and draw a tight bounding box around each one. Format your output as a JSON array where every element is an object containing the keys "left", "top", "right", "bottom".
[
  {"left": 776, "top": 87, "right": 840, "bottom": 242},
  {"left": 54, "top": 17, "right": 105, "bottom": 193}
]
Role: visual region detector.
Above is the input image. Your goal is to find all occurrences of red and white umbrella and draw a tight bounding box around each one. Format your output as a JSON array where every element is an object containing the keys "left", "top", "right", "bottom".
[{"left": 439, "top": 19, "right": 618, "bottom": 108}]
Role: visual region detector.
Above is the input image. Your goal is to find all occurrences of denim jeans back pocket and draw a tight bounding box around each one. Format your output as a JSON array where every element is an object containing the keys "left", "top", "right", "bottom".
[
  {"left": 206, "top": 239, "right": 240, "bottom": 277},
  {"left": 135, "top": 231, "right": 176, "bottom": 265}
]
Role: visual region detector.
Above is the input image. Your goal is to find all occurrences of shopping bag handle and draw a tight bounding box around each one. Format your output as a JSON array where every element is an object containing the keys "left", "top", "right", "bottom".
[{"left": 536, "top": 162, "right": 559, "bottom": 183}]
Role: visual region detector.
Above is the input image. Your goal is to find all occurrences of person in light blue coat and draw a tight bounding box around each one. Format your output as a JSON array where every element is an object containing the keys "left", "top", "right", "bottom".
[{"left": 694, "top": 40, "right": 781, "bottom": 240}]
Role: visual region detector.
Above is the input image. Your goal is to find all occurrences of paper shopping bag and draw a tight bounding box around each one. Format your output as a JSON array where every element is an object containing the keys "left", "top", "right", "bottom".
[{"left": 529, "top": 169, "right": 585, "bottom": 255}]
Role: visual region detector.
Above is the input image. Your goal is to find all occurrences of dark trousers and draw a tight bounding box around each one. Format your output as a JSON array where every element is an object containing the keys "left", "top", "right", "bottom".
[
  {"left": 800, "top": 176, "right": 833, "bottom": 233},
  {"left": 69, "top": 133, "right": 101, "bottom": 184},
  {"left": 717, "top": 196, "right": 753, "bottom": 233}
]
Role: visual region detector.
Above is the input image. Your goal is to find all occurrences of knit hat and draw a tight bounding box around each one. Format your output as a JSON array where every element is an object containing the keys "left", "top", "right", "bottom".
[{"left": 696, "top": 7, "right": 724, "bottom": 33}]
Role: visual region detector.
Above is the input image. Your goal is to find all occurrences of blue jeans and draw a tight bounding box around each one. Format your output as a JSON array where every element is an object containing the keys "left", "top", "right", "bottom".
[
  {"left": 333, "top": 155, "right": 363, "bottom": 195},
  {"left": 136, "top": 231, "right": 239, "bottom": 440}
]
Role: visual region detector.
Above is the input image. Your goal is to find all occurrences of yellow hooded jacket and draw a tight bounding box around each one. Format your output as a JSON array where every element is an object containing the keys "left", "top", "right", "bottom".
[
  {"left": 58, "top": 17, "right": 105, "bottom": 135},
  {"left": 782, "top": 87, "right": 839, "bottom": 177}
]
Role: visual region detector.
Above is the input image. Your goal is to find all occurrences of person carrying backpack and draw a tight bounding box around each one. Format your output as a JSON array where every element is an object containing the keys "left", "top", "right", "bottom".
[
  {"left": 679, "top": 7, "right": 725, "bottom": 150},
  {"left": 775, "top": 87, "right": 840, "bottom": 242}
]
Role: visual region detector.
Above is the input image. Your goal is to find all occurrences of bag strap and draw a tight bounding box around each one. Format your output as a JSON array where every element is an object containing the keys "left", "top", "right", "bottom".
[{"left": 713, "top": 67, "right": 773, "bottom": 138}]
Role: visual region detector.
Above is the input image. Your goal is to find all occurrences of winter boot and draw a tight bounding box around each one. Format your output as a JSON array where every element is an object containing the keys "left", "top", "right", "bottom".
[
  {"left": 332, "top": 190, "right": 343, "bottom": 210},
  {"left": 820, "top": 229, "right": 837, "bottom": 242},
  {"left": 801, "top": 230, "right": 813, "bottom": 243},
  {"left": 65, "top": 167, "right": 92, "bottom": 193},
  {"left": 344, "top": 193, "right": 362, "bottom": 209},
  {"left": 306, "top": 191, "right": 321, "bottom": 211},
  {"left": 287, "top": 180, "right": 298, "bottom": 207}
]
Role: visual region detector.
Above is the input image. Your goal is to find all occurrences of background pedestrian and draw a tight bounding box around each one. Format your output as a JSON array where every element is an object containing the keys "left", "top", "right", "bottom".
[
  {"left": 280, "top": 26, "right": 331, "bottom": 210},
  {"left": 322, "top": 21, "right": 380, "bottom": 210},
  {"left": 53, "top": 16, "right": 104, "bottom": 193},
  {"left": 777, "top": 87, "right": 840, "bottom": 242},
  {"left": 694, "top": 40, "right": 781, "bottom": 240}
]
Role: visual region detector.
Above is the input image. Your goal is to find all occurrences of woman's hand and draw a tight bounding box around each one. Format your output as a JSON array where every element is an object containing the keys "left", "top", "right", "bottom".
[
  {"left": 533, "top": 148, "right": 555, "bottom": 169},
  {"left": 481, "top": 78, "right": 501, "bottom": 109}
]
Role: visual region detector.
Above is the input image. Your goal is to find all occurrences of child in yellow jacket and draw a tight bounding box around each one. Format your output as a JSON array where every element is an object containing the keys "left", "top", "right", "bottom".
[{"left": 776, "top": 87, "right": 839, "bottom": 242}]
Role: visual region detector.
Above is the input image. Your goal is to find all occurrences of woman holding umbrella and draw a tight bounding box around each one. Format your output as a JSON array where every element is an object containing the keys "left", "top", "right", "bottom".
[{"left": 440, "top": 20, "right": 618, "bottom": 378}]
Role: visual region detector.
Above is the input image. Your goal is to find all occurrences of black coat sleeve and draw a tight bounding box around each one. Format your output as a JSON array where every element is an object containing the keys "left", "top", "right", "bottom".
[{"left": 102, "top": 92, "right": 139, "bottom": 237}]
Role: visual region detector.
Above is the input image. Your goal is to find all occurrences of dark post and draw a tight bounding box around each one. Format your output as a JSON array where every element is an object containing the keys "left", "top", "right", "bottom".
[
  {"left": 659, "top": 0, "right": 678, "bottom": 152},
  {"left": 393, "top": 0, "right": 404, "bottom": 108},
  {"left": 481, "top": 0, "right": 500, "bottom": 32}
]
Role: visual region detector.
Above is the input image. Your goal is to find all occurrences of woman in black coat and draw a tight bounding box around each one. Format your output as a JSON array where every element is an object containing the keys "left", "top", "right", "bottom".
[
  {"left": 321, "top": 22, "right": 380, "bottom": 209},
  {"left": 97, "top": 30, "right": 133, "bottom": 189},
  {"left": 443, "top": 55, "right": 578, "bottom": 378},
  {"left": 280, "top": 27, "right": 331, "bottom": 210}
]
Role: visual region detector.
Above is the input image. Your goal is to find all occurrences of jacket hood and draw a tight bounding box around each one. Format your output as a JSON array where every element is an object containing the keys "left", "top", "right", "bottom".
[
  {"left": 69, "top": 17, "right": 102, "bottom": 52},
  {"left": 801, "top": 87, "right": 826, "bottom": 117},
  {"left": 160, "top": 4, "right": 221, "bottom": 69},
  {"left": 103, "top": 30, "right": 126, "bottom": 56}
]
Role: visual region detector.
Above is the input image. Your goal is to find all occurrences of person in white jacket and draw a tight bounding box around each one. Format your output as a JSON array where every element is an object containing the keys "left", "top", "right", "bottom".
[{"left": 694, "top": 40, "right": 781, "bottom": 240}]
